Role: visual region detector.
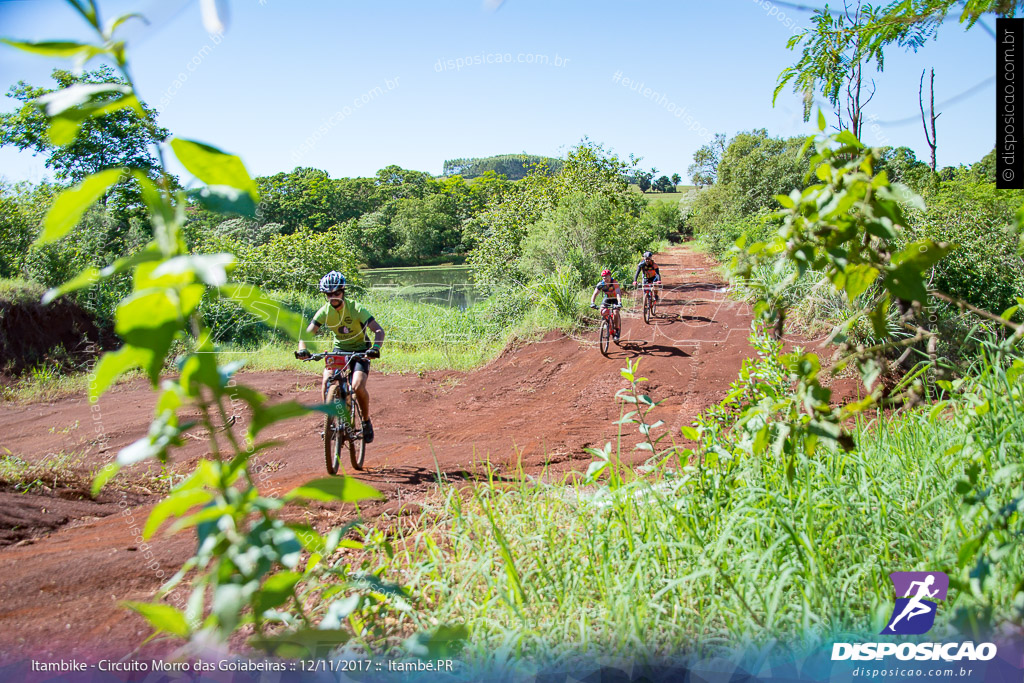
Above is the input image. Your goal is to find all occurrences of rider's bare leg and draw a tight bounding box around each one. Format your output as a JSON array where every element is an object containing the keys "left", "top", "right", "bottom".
[
  {"left": 351, "top": 370, "right": 370, "bottom": 420},
  {"left": 321, "top": 368, "right": 331, "bottom": 400}
]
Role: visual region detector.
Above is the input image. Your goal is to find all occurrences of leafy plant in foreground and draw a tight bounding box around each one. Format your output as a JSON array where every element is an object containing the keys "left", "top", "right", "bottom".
[
  {"left": 730, "top": 116, "right": 1023, "bottom": 631},
  {"left": 3, "top": 0, "right": 447, "bottom": 658}
]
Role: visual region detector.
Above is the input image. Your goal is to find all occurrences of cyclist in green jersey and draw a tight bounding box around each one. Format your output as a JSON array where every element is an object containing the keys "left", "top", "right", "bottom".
[{"left": 295, "top": 271, "right": 385, "bottom": 443}]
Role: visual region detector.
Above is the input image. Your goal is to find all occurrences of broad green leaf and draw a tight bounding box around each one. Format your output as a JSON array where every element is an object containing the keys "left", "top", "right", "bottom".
[
  {"left": 43, "top": 245, "right": 164, "bottom": 304},
  {"left": 856, "top": 357, "right": 883, "bottom": 390},
  {"left": 91, "top": 462, "right": 121, "bottom": 497},
  {"left": 891, "top": 239, "right": 953, "bottom": 270},
  {"left": 284, "top": 477, "right": 384, "bottom": 504},
  {"left": 213, "top": 583, "right": 249, "bottom": 632},
  {"left": 121, "top": 602, "right": 189, "bottom": 638},
  {"left": 178, "top": 352, "right": 221, "bottom": 398},
  {"left": 250, "top": 628, "right": 351, "bottom": 659},
  {"left": 816, "top": 109, "right": 826, "bottom": 131},
  {"left": 0, "top": 38, "right": 104, "bottom": 60},
  {"left": 153, "top": 253, "right": 234, "bottom": 287},
  {"left": 35, "top": 84, "right": 142, "bottom": 146},
  {"left": 885, "top": 263, "right": 929, "bottom": 303},
  {"left": 43, "top": 267, "right": 99, "bottom": 304},
  {"left": 38, "top": 168, "right": 124, "bottom": 244},
  {"left": 254, "top": 571, "right": 302, "bottom": 615},
  {"left": 115, "top": 290, "right": 182, "bottom": 381},
  {"left": 287, "top": 524, "right": 326, "bottom": 554},
  {"left": 585, "top": 460, "right": 608, "bottom": 482},
  {"left": 836, "top": 263, "right": 880, "bottom": 300},
  {"left": 318, "top": 596, "right": 361, "bottom": 629},
  {"left": 188, "top": 185, "right": 258, "bottom": 217},
  {"left": 90, "top": 345, "right": 148, "bottom": 400},
  {"left": 218, "top": 284, "right": 313, "bottom": 341},
  {"left": 680, "top": 425, "right": 700, "bottom": 441},
  {"left": 118, "top": 412, "right": 186, "bottom": 465},
  {"left": 144, "top": 488, "right": 213, "bottom": 539},
  {"left": 869, "top": 293, "right": 891, "bottom": 338},
  {"left": 170, "top": 138, "right": 259, "bottom": 199},
  {"left": 249, "top": 400, "right": 315, "bottom": 439},
  {"left": 130, "top": 170, "right": 176, "bottom": 236},
  {"left": 834, "top": 130, "right": 863, "bottom": 148}
]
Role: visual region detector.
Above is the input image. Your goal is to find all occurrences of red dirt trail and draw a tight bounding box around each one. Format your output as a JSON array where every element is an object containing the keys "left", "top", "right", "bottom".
[{"left": 0, "top": 246, "right": 813, "bottom": 664}]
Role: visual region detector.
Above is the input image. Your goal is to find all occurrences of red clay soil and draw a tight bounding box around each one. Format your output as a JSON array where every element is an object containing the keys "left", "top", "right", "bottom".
[{"left": 0, "top": 245, "right": 842, "bottom": 665}]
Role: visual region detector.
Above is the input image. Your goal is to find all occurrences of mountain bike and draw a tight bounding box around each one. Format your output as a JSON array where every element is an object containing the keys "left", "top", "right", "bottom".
[
  {"left": 298, "top": 351, "right": 367, "bottom": 473},
  {"left": 640, "top": 280, "right": 658, "bottom": 324},
  {"left": 591, "top": 304, "right": 622, "bottom": 356}
]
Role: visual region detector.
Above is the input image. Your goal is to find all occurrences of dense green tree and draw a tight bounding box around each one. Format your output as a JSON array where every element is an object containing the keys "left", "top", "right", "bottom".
[
  {"left": 392, "top": 195, "right": 462, "bottom": 262},
  {"left": 671, "top": 173, "right": 681, "bottom": 186},
  {"left": 973, "top": 147, "right": 996, "bottom": 183},
  {"left": 346, "top": 209, "right": 400, "bottom": 267},
  {"left": 0, "top": 181, "right": 37, "bottom": 278},
  {"left": 373, "top": 165, "right": 431, "bottom": 202},
  {"left": 876, "top": 146, "right": 932, "bottom": 191},
  {"left": 715, "top": 129, "right": 810, "bottom": 215},
  {"left": 256, "top": 167, "right": 344, "bottom": 234},
  {"left": 443, "top": 154, "right": 562, "bottom": 180},
  {"left": 654, "top": 176, "right": 675, "bottom": 193},
  {"left": 688, "top": 133, "right": 726, "bottom": 187},
  {"left": 471, "top": 140, "right": 647, "bottom": 289},
  {"left": 0, "top": 66, "right": 168, "bottom": 205},
  {"left": 634, "top": 170, "right": 653, "bottom": 193}
]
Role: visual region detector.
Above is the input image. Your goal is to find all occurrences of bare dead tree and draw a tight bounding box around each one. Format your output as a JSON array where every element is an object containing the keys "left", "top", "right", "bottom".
[
  {"left": 834, "top": 1, "right": 877, "bottom": 140},
  {"left": 919, "top": 68, "right": 940, "bottom": 171}
]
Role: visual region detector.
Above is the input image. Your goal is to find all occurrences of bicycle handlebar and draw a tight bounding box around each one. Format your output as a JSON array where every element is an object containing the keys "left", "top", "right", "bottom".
[{"left": 297, "top": 351, "right": 369, "bottom": 362}]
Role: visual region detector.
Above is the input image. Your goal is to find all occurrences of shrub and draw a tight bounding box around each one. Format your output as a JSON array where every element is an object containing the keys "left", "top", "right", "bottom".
[
  {"left": 230, "top": 224, "right": 363, "bottom": 292},
  {"left": 907, "top": 175, "right": 1024, "bottom": 315}
]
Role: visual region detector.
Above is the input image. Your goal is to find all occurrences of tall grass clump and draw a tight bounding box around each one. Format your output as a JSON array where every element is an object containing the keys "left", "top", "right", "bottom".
[{"left": 377, "top": 330, "right": 1022, "bottom": 670}]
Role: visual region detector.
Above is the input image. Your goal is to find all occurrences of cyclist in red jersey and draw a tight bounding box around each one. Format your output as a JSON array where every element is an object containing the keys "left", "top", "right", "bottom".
[{"left": 590, "top": 269, "right": 622, "bottom": 342}]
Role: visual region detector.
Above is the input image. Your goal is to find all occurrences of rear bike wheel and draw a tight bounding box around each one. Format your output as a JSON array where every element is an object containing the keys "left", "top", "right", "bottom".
[
  {"left": 599, "top": 318, "right": 611, "bottom": 356},
  {"left": 324, "top": 383, "right": 343, "bottom": 475},
  {"left": 643, "top": 291, "right": 652, "bottom": 324},
  {"left": 348, "top": 394, "right": 365, "bottom": 471}
]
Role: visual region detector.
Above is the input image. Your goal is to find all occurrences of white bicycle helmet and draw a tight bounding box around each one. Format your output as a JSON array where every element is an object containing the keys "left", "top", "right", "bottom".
[{"left": 318, "top": 271, "right": 346, "bottom": 292}]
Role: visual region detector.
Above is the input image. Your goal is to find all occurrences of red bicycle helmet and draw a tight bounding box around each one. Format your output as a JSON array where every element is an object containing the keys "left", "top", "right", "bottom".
[{"left": 601, "top": 269, "right": 612, "bottom": 277}]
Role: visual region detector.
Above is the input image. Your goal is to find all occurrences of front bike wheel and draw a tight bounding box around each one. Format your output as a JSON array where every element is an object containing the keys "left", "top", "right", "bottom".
[
  {"left": 643, "top": 292, "right": 652, "bottom": 324},
  {"left": 348, "top": 395, "right": 365, "bottom": 471},
  {"left": 324, "top": 384, "right": 343, "bottom": 476},
  {"left": 599, "top": 318, "right": 610, "bottom": 356}
]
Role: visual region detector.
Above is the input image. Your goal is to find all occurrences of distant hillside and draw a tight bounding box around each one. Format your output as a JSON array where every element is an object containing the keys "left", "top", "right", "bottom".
[{"left": 442, "top": 154, "right": 563, "bottom": 180}]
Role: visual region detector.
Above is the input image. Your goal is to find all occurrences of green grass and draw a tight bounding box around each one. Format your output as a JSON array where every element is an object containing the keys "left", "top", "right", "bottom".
[
  {"left": 0, "top": 278, "right": 47, "bottom": 306},
  {"left": 2, "top": 286, "right": 579, "bottom": 402},
  {"left": 361, "top": 342, "right": 1023, "bottom": 671},
  {"left": 218, "top": 296, "right": 575, "bottom": 374}
]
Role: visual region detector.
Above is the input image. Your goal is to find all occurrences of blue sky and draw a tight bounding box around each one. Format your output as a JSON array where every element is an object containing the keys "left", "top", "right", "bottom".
[{"left": 0, "top": 0, "right": 997, "bottom": 185}]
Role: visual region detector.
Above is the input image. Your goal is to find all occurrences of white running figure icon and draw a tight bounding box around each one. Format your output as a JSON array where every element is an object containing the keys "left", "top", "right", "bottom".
[{"left": 886, "top": 574, "right": 939, "bottom": 632}]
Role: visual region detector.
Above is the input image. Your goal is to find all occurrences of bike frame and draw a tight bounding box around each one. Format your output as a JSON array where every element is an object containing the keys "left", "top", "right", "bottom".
[{"left": 323, "top": 352, "right": 362, "bottom": 399}]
